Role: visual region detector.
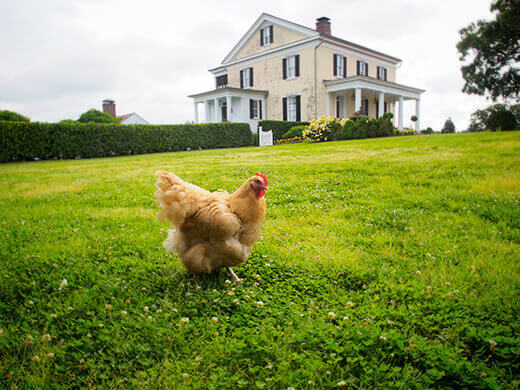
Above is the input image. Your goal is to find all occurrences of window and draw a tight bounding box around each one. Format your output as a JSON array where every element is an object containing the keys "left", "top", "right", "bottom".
[
  {"left": 240, "top": 67, "right": 253, "bottom": 88},
  {"left": 260, "top": 25, "right": 273, "bottom": 46},
  {"left": 334, "top": 54, "right": 347, "bottom": 78},
  {"left": 216, "top": 74, "right": 228, "bottom": 89},
  {"left": 283, "top": 55, "right": 300, "bottom": 80},
  {"left": 376, "top": 101, "right": 388, "bottom": 118},
  {"left": 283, "top": 95, "right": 301, "bottom": 121},
  {"left": 360, "top": 98, "right": 369, "bottom": 116},
  {"left": 357, "top": 60, "right": 368, "bottom": 76},
  {"left": 249, "top": 99, "right": 262, "bottom": 120},
  {"left": 377, "top": 66, "right": 387, "bottom": 81}
]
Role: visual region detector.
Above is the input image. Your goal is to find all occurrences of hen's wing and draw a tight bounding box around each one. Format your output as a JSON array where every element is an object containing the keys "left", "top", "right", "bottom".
[{"left": 155, "top": 170, "right": 241, "bottom": 239}]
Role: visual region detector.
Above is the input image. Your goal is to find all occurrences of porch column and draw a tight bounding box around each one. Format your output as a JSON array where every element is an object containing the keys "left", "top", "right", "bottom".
[
  {"left": 204, "top": 100, "right": 210, "bottom": 123},
  {"left": 355, "top": 88, "right": 361, "bottom": 113},
  {"left": 226, "top": 96, "right": 231, "bottom": 122},
  {"left": 398, "top": 96, "right": 404, "bottom": 130},
  {"left": 193, "top": 102, "right": 199, "bottom": 123},
  {"left": 261, "top": 97, "right": 267, "bottom": 120},
  {"left": 344, "top": 92, "right": 348, "bottom": 118},
  {"left": 326, "top": 92, "right": 331, "bottom": 116},
  {"left": 415, "top": 98, "right": 421, "bottom": 132},
  {"left": 378, "top": 92, "right": 385, "bottom": 119},
  {"left": 212, "top": 99, "right": 217, "bottom": 122}
]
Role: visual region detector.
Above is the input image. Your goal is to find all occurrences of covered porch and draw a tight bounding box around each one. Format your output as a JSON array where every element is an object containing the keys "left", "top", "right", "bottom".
[
  {"left": 188, "top": 87, "right": 268, "bottom": 133},
  {"left": 324, "top": 76, "right": 425, "bottom": 131}
]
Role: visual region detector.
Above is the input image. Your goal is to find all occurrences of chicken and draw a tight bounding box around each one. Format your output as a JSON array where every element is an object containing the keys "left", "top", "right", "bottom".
[{"left": 154, "top": 171, "right": 268, "bottom": 283}]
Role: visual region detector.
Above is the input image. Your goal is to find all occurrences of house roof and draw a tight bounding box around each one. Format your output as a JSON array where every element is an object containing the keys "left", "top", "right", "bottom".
[
  {"left": 220, "top": 13, "right": 401, "bottom": 67},
  {"left": 222, "top": 13, "right": 319, "bottom": 64},
  {"left": 118, "top": 112, "right": 149, "bottom": 124},
  {"left": 188, "top": 86, "right": 269, "bottom": 99}
]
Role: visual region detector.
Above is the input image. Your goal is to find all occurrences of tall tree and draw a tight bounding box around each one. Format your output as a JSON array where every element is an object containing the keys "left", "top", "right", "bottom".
[
  {"left": 441, "top": 118, "right": 456, "bottom": 133},
  {"left": 457, "top": 0, "right": 520, "bottom": 101},
  {"left": 0, "top": 110, "right": 30, "bottom": 122}
]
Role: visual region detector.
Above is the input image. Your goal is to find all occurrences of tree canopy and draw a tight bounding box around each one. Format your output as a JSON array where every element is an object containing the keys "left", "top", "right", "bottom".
[
  {"left": 78, "top": 109, "right": 120, "bottom": 124},
  {"left": 468, "top": 103, "right": 520, "bottom": 131},
  {"left": 0, "top": 110, "right": 30, "bottom": 122},
  {"left": 457, "top": 0, "right": 520, "bottom": 101}
]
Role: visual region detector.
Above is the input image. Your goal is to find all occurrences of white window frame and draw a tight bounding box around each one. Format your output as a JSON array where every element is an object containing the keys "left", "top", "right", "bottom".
[
  {"left": 261, "top": 26, "right": 272, "bottom": 46},
  {"left": 358, "top": 60, "right": 368, "bottom": 76},
  {"left": 336, "top": 54, "right": 346, "bottom": 78},
  {"left": 250, "top": 99, "right": 262, "bottom": 120},
  {"left": 286, "top": 55, "right": 297, "bottom": 80},
  {"left": 287, "top": 95, "right": 297, "bottom": 121},
  {"left": 242, "top": 67, "right": 252, "bottom": 89},
  {"left": 377, "top": 66, "right": 387, "bottom": 80}
]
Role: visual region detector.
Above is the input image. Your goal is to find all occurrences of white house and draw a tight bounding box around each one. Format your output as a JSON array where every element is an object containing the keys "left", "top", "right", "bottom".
[{"left": 189, "top": 13, "right": 425, "bottom": 133}]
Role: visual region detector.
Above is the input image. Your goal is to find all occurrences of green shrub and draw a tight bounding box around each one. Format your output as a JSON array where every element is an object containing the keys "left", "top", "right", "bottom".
[
  {"left": 282, "top": 125, "right": 306, "bottom": 139},
  {"left": 486, "top": 109, "right": 517, "bottom": 131},
  {"left": 0, "top": 110, "right": 30, "bottom": 122},
  {"left": 78, "top": 109, "right": 120, "bottom": 124},
  {"left": 302, "top": 117, "right": 342, "bottom": 142},
  {"left": 258, "top": 120, "right": 309, "bottom": 141},
  {"left": 338, "top": 115, "right": 394, "bottom": 140},
  {"left": 421, "top": 127, "right": 435, "bottom": 134},
  {"left": 0, "top": 121, "right": 253, "bottom": 162}
]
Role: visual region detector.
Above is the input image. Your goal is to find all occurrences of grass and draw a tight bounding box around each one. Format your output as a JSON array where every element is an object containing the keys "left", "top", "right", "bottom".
[{"left": 0, "top": 132, "right": 519, "bottom": 388}]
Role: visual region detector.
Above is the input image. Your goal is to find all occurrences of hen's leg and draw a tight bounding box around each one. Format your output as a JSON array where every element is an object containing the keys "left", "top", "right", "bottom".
[{"left": 226, "top": 267, "right": 241, "bottom": 284}]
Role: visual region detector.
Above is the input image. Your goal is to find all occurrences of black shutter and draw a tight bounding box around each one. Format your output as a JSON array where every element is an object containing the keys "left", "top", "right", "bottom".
[
  {"left": 384, "top": 102, "right": 387, "bottom": 113},
  {"left": 295, "top": 55, "right": 300, "bottom": 77},
  {"left": 260, "top": 28, "right": 264, "bottom": 46},
  {"left": 295, "top": 95, "right": 301, "bottom": 121},
  {"left": 249, "top": 99, "right": 254, "bottom": 119},
  {"left": 342, "top": 56, "right": 347, "bottom": 78},
  {"left": 365, "top": 63, "right": 368, "bottom": 76},
  {"left": 357, "top": 60, "right": 360, "bottom": 75},
  {"left": 240, "top": 70, "right": 244, "bottom": 88},
  {"left": 249, "top": 68, "right": 253, "bottom": 87},
  {"left": 376, "top": 102, "right": 379, "bottom": 118},
  {"left": 282, "top": 58, "right": 287, "bottom": 79},
  {"left": 259, "top": 100, "right": 262, "bottom": 119},
  {"left": 269, "top": 26, "right": 273, "bottom": 43},
  {"left": 333, "top": 54, "right": 337, "bottom": 76},
  {"left": 282, "top": 97, "right": 287, "bottom": 120}
]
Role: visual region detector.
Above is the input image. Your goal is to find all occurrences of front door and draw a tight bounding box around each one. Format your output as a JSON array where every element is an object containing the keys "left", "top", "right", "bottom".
[
  {"left": 336, "top": 96, "right": 344, "bottom": 118},
  {"left": 221, "top": 102, "right": 227, "bottom": 122}
]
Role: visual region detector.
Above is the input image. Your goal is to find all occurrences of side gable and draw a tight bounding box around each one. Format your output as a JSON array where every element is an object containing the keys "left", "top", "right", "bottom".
[{"left": 223, "top": 13, "right": 318, "bottom": 64}]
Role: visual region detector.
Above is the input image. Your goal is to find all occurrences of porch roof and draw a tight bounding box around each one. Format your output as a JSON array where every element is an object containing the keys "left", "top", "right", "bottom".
[
  {"left": 324, "top": 76, "right": 425, "bottom": 100},
  {"left": 188, "top": 87, "right": 268, "bottom": 103}
]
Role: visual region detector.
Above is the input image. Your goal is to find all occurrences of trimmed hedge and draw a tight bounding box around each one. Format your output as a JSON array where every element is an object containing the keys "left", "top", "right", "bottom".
[
  {"left": 258, "top": 120, "right": 309, "bottom": 141},
  {"left": 0, "top": 121, "right": 253, "bottom": 162}
]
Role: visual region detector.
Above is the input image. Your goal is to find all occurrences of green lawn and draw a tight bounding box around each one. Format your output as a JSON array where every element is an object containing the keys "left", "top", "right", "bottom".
[{"left": 1, "top": 132, "right": 519, "bottom": 388}]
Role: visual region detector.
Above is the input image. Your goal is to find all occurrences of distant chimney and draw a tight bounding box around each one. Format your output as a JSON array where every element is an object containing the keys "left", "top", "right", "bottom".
[
  {"left": 102, "top": 99, "right": 116, "bottom": 117},
  {"left": 316, "top": 17, "right": 331, "bottom": 35}
]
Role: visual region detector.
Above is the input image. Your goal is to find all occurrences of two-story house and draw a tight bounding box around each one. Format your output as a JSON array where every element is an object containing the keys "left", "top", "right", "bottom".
[{"left": 189, "top": 13, "right": 425, "bottom": 132}]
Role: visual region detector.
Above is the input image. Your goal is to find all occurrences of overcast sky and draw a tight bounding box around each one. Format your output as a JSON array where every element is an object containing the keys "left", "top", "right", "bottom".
[{"left": 0, "top": 0, "right": 496, "bottom": 130}]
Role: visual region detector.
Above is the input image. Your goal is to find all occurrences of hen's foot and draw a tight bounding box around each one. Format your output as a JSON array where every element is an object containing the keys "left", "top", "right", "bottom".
[{"left": 226, "top": 267, "right": 242, "bottom": 284}]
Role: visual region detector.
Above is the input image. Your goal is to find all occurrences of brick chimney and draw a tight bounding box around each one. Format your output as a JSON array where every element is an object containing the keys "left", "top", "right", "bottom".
[
  {"left": 102, "top": 99, "right": 116, "bottom": 117},
  {"left": 316, "top": 17, "right": 331, "bottom": 35}
]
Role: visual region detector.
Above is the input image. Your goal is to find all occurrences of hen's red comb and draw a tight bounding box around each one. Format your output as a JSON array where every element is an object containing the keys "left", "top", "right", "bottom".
[{"left": 255, "top": 173, "right": 268, "bottom": 185}]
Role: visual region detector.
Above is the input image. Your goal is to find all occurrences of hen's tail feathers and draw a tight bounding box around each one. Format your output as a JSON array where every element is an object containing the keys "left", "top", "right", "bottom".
[{"left": 154, "top": 170, "right": 188, "bottom": 226}]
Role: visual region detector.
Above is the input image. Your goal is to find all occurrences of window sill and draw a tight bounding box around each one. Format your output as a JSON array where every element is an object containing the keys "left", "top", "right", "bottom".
[{"left": 285, "top": 76, "right": 298, "bottom": 81}]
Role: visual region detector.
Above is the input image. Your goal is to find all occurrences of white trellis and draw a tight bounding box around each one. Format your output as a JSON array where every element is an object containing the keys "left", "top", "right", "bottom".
[{"left": 258, "top": 127, "right": 273, "bottom": 147}]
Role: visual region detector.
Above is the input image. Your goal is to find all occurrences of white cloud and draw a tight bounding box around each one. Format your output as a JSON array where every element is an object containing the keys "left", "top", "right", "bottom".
[{"left": 0, "top": 0, "right": 497, "bottom": 129}]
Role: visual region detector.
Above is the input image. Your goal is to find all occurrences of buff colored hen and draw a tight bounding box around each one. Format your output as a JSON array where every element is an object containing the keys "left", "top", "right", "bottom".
[{"left": 154, "top": 171, "right": 268, "bottom": 282}]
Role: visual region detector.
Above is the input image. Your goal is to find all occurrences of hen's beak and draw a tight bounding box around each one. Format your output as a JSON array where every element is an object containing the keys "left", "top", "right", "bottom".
[{"left": 258, "top": 185, "right": 268, "bottom": 191}]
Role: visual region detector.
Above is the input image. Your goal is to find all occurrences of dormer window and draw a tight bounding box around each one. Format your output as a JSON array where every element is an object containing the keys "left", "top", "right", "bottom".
[
  {"left": 357, "top": 60, "right": 368, "bottom": 76},
  {"left": 377, "top": 66, "right": 388, "bottom": 81},
  {"left": 240, "top": 67, "right": 253, "bottom": 88},
  {"left": 260, "top": 25, "right": 273, "bottom": 46}
]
